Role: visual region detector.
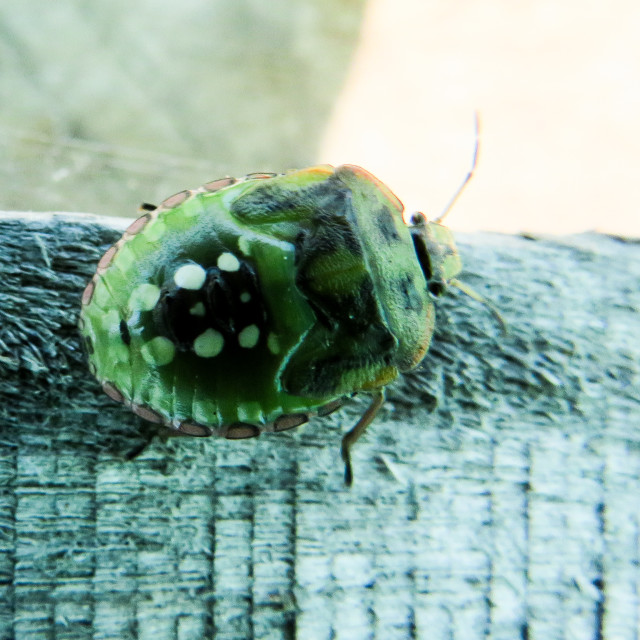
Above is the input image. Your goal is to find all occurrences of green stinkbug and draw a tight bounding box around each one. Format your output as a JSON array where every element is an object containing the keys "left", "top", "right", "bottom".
[{"left": 79, "top": 142, "right": 494, "bottom": 484}]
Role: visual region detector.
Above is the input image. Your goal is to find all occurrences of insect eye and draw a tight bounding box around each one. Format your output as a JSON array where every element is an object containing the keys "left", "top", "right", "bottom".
[{"left": 409, "top": 224, "right": 433, "bottom": 282}]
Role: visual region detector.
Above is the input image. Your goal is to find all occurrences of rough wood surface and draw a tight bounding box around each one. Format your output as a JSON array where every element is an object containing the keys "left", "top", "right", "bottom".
[{"left": 0, "top": 211, "right": 638, "bottom": 640}]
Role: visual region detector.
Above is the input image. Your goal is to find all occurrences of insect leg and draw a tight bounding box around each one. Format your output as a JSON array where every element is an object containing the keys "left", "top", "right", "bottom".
[{"left": 341, "top": 388, "right": 385, "bottom": 486}]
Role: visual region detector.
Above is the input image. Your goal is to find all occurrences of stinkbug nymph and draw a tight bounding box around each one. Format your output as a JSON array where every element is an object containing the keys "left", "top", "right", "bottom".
[{"left": 79, "top": 147, "right": 491, "bottom": 484}]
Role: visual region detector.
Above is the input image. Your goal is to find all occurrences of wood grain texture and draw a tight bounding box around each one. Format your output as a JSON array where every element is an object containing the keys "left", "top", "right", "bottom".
[{"left": 0, "top": 212, "right": 638, "bottom": 640}]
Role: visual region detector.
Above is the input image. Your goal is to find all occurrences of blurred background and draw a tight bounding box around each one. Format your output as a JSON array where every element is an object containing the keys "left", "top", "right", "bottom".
[{"left": 1, "top": 0, "right": 638, "bottom": 237}]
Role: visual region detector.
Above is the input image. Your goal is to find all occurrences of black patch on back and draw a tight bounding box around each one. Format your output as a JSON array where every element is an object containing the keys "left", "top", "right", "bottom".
[
  {"left": 231, "top": 175, "right": 352, "bottom": 227},
  {"left": 280, "top": 323, "right": 396, "bottom": 397},
  {"left": 119, "top": 319, "right": 131, "bottom": 345},
  {"left": 153, "top": 260, "right": 267, "bottom": 351},
  {"left": 397, "top": 274, "right": 424, "bottom": 313},
  {"left": 374, "top": 205, "right": 401, "bottom": 242},
  {"left": 292, "top": 179, "right": 397, "bottom": 357}
]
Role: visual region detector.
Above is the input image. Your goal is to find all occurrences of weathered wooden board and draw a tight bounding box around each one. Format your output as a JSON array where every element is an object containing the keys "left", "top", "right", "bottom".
[{"left": 0, "top": 212, "right": 638, "bottom": 640}]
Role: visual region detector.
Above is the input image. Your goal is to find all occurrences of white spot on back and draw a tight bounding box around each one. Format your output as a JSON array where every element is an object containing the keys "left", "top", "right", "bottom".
[
  {"left": 174, "top": 264, "right": 206, "bottom": 289},
  {"left": 193, "top": 329, "right": 224, "bottom": 358},
  {"left": 240, "top": 291, "right": 251, "bottom": 303},
  {"left": 217, "top": 252, "right": 240, "bottom": 272},
  {"left": 238, "top": 324, "right": 260, "bottom": 349}
]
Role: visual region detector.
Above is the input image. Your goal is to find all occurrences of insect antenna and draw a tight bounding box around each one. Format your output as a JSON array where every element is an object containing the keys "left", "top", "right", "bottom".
[
  {"left": 433, "top": 112, "right": 480, "bottom": 224},
  {"left": 448, "top": 277, "right": 508, "bottom": 334}
]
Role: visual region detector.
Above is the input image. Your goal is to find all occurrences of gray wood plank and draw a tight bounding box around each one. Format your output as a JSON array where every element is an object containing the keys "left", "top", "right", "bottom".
[{"left": 0, "top": 212, "right": 638, "bottom": 640}]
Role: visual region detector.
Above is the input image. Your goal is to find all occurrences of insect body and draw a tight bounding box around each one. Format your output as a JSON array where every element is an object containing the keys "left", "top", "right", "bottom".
[{"left": 79, "top": 164, "right": 469, "bottom": 484}]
